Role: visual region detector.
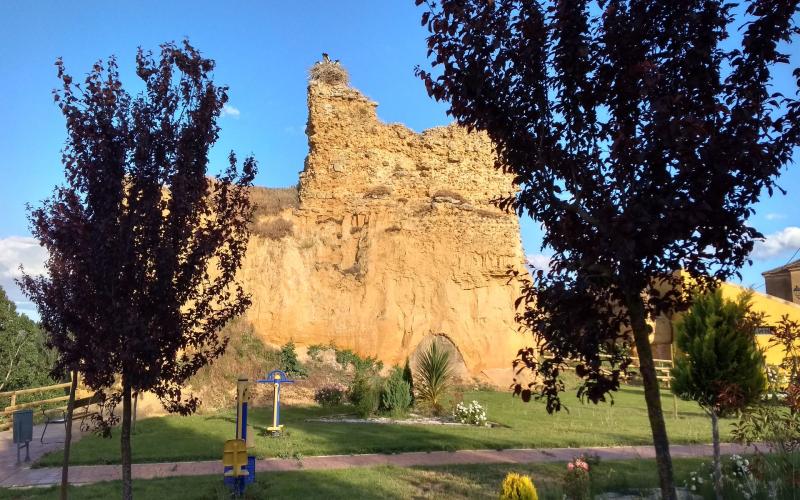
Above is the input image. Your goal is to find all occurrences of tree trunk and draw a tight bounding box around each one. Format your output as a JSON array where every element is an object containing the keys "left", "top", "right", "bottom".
[
  {"left": 121, "top": 380, "right": 133, "bottom": 500},
  {"left": 627, "top": 291, "right": 677, "bottom": 500},
  {"left": 60, "top": 371, "right": 78, "bottom": 500},
  {"left": 711, "top": 409, "right": 723, "bottom": 500}
]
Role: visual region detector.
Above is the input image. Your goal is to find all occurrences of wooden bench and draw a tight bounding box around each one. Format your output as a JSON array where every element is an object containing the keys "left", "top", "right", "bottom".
[{"left": 40, "top": 392, "right": 103, "bottom": 443}]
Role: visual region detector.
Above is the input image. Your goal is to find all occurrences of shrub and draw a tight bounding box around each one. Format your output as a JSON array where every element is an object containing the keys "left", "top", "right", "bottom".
[
  {"left": 563, "top": 457, "right": 590, "bottom": 500},
  {"left": 355, "top": 385, "right": 380, "bottom": 418},
  {"left": 314, "top": 383, "right": 347, "bottom": 407},
  {"left": 733, "top": 405, "right": 800, "bottom": 494},
  {"left": 309, "top": 60, "right": 350, "bottom": 86},
  {"left": 335, "top": 348, "right": 359, "bottom": 369},
  {"left": 235, "top": 330, "right": 278, "bottom": 362},
  {"left": 279, "top": 341, "right": 306, "bottom": 377},
  {"left": 672, "top": 289, "right": 766, "bottom": 498},
  {"left": 499, "top": 472, "right": 538, "bottom": 500},
  {"left": 381, "top": 367, "right": 412, "bottom": 416},
  {"left": 254, "top": 218, "right": 294, "bottom": 240},
  {"left": 415, "top": 340, "right": 453, "bottom": 415},
  {"left": 350, "top": 373, "right": 381, "bottom": 418},
  {"left": 335, "top": 348, "right": 383, "bottom": 374},
  {"left": 346, "top": 351, "right": 384, "bottom": 418},
  {"left": 453, "top": 400, "right": 488, "bottom": 426},
  {"left": 352, "top": 355, "right": 383, "bottom": 374},
  {"left": 402, "top": 358, "right": 414, "bottom": 404},
  {"left": 249, "top": 186, "right": 299, "bottom": 219},
  {"left": 190, "top": 319, "right": 280, "bottom": 409},
  {"left": 684, "top": 455, "right": 774, "bottom": 499},
  {"left": 307, "top": 344, "right": 327, "bottom": 362},
  {"left": 733, "top": 317, "right": 800, "bottom": 497}
]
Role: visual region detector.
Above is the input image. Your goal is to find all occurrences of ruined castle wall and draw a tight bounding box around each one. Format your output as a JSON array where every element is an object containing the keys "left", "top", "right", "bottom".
[{"left": 239, "top": 78, "right": 529, "bottom": 382}]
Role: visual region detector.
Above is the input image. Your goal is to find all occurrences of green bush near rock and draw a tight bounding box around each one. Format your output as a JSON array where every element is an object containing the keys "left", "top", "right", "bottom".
[
  {"left": 381, "top": 367, "right": 412, "bottom": 416},
  {"left": 280, "top": 341, "right": 307, "bottom": 377},
  {"left": 351, "top": 375, "right": 381, "bottom": 418}
]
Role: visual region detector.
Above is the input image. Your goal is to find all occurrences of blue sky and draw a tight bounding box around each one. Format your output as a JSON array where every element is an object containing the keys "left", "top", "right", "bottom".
[{"left": 0, "top": 1, "right": 798, "bottom": 318}]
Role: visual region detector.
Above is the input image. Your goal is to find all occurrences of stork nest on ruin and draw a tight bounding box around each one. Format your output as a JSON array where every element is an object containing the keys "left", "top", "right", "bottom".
[{"left": 309, "top": 60, "right": 350, "bottom": 86}]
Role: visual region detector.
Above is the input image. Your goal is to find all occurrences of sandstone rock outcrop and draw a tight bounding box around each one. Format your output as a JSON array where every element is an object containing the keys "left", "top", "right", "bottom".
[{"left": 240, "top": 65, "right": 529, "bottom": 382}]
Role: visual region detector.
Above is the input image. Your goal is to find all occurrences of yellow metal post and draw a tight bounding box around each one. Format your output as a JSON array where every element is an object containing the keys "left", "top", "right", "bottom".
[
  {"left": 235, "top": 376, "right": 252, "bottom": 444},
  {"left": 271, "top": 381, "right": 279, "bottom": 430}
]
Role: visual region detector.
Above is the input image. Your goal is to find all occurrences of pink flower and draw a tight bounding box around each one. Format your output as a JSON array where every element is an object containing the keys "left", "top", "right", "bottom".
[{"left": 567, "top": 462, "right": 574, "bottom": 471}]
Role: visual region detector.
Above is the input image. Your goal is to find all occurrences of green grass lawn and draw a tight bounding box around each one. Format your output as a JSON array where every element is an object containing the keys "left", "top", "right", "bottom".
[
  {"left": 0, "top": 458, "right": 723, "bottom": 499},
  {"left": 37, "top": 386, "right": 731, "bottom": 467}
]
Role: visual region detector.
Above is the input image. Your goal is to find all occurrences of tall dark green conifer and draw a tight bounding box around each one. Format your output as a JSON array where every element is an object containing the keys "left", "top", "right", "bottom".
[{"left": 672, "top": 289, "right": 766, "bottom": 500}]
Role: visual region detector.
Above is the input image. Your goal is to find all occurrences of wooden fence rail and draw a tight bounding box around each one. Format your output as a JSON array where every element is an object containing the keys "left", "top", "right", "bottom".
[
  {"left": 0, "top": 375, "right": 87, "bottom": 429},
  {"left": 0, "top": 381, "right": 73, "bottom": 411},
  {"left": 540, "top": 352, "right": 679, "bottom": 417}
]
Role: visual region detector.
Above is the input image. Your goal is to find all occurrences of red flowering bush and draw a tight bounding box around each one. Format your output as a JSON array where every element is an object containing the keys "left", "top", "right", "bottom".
[
  {"left": 314, "top": 383, "right": 348, "bottom": 407},
  {"left": 563, "top": 457, "right": 590, "bottom": 500}
]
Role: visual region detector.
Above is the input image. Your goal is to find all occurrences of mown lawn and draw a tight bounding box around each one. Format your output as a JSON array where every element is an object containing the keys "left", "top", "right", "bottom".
[
  {"left": 0, "top": 458, "right": 725, "bottom": 499},
  {"left": 36, "top": 386, "right": 730, "bottom": 467}
]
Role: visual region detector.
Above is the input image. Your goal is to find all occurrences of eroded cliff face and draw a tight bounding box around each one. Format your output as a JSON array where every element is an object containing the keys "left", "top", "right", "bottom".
[{"left": 240, "top": 74, "right": 529, "bottom": 382}]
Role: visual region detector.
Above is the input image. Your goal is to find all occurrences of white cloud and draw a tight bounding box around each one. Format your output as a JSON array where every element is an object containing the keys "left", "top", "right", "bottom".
[
  {"left": 0, "top": 236, "right": 48, "bottom": 319},
  {"left": 751, "top": 226, "right": 800, "bottom": 260},
  {"left": 0, "top": 236, "right": 47, "bottom": 279},
  {"left": 765, "top": 213, "right": 787, "bottom": 221},
  {"left": 221, "top": 104, "right": 241, "bottom": 118},
  {"left": 525, "top": 253, "right": 552, "bottom": 271}
]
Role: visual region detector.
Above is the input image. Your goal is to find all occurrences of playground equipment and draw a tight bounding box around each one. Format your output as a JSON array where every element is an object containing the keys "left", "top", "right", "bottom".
[
  {"left": 223, "top": 370, "right": 294, "bottom": 495},
  {"left": 257, "top": 370, "right": 295, "bottom": 435},
  {"left": 222, "top": 439, "right": 251, "bottom": 496},
  {"left": 235, "top": 377, "right": 253, "bottom": 446},
  {"left": 223, "top": 377, "right": 257, "bottom": 496}
]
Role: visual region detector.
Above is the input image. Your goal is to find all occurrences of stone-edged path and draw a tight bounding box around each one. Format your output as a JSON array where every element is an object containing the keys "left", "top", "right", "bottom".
[{"left": 1, "top": 443, "right": 758, "bottom": 488}]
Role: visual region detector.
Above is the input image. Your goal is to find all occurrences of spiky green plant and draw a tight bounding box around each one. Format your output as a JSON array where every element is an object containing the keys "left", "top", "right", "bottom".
[{"left": 415, "top": 340, "right": 453, "bottom": 414}]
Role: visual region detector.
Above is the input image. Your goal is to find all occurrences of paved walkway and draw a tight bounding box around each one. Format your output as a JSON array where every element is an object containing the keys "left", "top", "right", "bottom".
[
  {"left": 0, "top": 442, "right": 758, "bottom": 488},
  {"left": 0, "top": 421, "right": 90, "bottom": 486}
]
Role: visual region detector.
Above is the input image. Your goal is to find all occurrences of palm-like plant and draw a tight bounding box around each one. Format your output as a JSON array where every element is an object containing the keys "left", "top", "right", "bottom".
[{"left": 415, "top": 340, "right": 454, "bottom": 414}]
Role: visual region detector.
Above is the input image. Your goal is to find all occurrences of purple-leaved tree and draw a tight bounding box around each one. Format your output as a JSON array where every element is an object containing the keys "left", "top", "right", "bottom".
[
  {"left": 18, "top": 40, "right": 256, "bottom": 499},
  {"left": 415, "top": 1, "right": 800, "bottom": 497}
]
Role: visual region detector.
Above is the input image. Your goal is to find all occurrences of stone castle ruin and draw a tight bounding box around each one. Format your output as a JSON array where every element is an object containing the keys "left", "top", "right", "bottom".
[{"left": 239, "top": 61, "right": 529, "bottom": 383}]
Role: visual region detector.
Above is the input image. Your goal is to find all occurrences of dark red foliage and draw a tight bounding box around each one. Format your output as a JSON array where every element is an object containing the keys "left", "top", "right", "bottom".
[
  {"left": 18, "top": 40, "right": 257, "bottom": 418},
  {"left": 417, "top": 3, "right": 798, "bottom": 497},
  {"left": 416, "top": 0, "right": 799, "bottom": 409}
]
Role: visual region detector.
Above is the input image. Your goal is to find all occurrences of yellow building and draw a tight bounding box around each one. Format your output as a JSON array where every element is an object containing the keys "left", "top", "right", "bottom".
[
  {"left": 718, "top": 282, "right": 799, "bottom": 366},
  {"left": 651, "top": 280, "right": 800, "bottom": 367}
]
